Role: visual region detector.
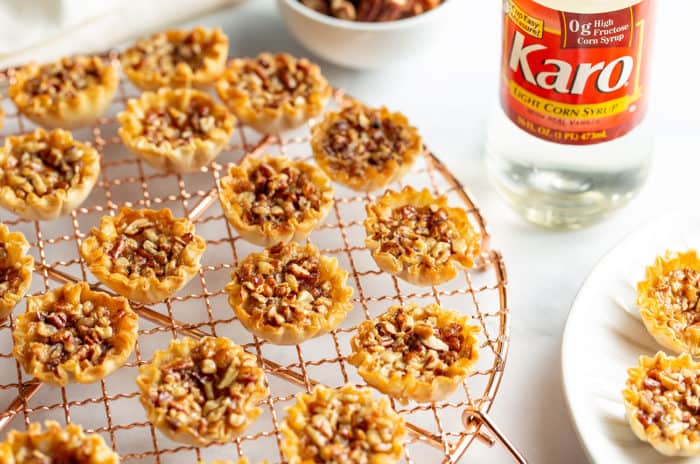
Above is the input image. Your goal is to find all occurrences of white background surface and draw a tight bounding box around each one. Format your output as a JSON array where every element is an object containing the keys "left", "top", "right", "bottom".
[{"left": 41, "top": 0, "right": 700, "bottom": 462}]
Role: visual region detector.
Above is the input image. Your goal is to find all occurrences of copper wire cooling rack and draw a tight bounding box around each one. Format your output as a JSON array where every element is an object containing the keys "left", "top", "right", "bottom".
[{"left": 0, "top": 57, "right": 524, "bottom": 463}]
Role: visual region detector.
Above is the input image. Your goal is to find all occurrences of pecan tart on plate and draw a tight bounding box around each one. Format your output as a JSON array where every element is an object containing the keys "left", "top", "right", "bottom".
[
  {"left": 80, "top": 207, "right": 207, "bottom": 304},
  {"left": 13, "top": 282, "right": 138, "bottom": 386},
  {"left": 637, "top": 250, "right": 700, "bottom": 356},
  {"left": 0, "top": 421, "right": 119, "bottom": 463},
  {"left": 623, "top": 352, "right": 700, "bottom": 456},
  {"left": 364, "top": 186, "right": 481, "bottom": 286},
  {"left": 8, "top": 55, "right": 118, "bottom": 129},
  {"left": 218, "top": 155, "right": 334, "bottom": 246},
  {"left": 349, "top": 302, "right": 479, "bottom": 403},
  {"left": 281, "top": 384, "right": 406, "bottom": 464},
  {"left": 0, "top": 128, "right": 100, "bottom": 220},
  {"left": 137, "top": 336, "right": 268, "bottom": 446},
  {"left": 226, "top": 241, "right": 353, "bottom": 345},
  {"left": 0, "top": 224, "right": 33, "bottom": 319},
  {"left": 215, "top": 52, "right": 331, "bottom": 134},
  {"left": 311, "top": 99, "right": 422, "bottom": 192},
  {"left": 122, "top": 27, "right": 229, "bottom": 90},
  {"left": 118, "top": 87, "right": 236, "bottom": 173}
]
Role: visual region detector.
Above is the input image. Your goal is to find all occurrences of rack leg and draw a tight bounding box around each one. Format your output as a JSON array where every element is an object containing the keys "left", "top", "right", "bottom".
[{"left": 462, "top": 409, "right": 528, "bottom": 464}]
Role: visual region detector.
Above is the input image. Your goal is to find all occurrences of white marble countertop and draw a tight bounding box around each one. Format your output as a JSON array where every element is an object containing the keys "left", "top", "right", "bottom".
[{"left": 22, "top": 0, "right": 699, "bottom": 462}]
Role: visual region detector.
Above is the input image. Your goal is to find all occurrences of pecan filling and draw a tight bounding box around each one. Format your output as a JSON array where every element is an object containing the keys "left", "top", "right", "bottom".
[
  {"left": 372, "top": 204, "right": 462, "bottom": 268},
  {"left": 1, "top": 141, "right": 85, "bottom": 199},
  {"left": 237, "top": 162, "right": 324, "bottom": 226},
  {"left": 322, "top": 106, "right": 413, "bottom": 178},
  {"left": 636, "top": 366, "right": 700, "bottom": 439},
  {"left": 235, "top": 55, "right": 316, "bottom": 108},
  {"left": 236, "top": 242, "right": 332, "bottom": 327},
  {"left": 131, "top": 32, "right": 209, "bottom": 72},
  {"left": 106, "top": 217, "right": 193, "bottom": 278},
  {"left": 0, "top": 244, "right": 21, "bottom": 297},
  {"left": 363, "top": 307, "right": 466, "bottom": 377},
  {"left": 23, "top": 58, "right": 103, "bottom": 99},
  {"left": 653, "top": 269, "right": 700, "bottom": 326},
  {"left": 29, "top": 296, "right": 124, "bottom": 373},
  {"left": 149, "top": 339, "right": 263, "bottom": 434},
  {"left": 301, "top": 391, "right": 398, "bottom": 462},
  {"left": 142, "top": 98, "right": 218, "bottom": 146}
]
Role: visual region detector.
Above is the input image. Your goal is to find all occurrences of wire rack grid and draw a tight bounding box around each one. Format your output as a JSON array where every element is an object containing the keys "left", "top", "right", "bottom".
[{"left": 0, "top": 56, "right": 519, "bottom": 464}]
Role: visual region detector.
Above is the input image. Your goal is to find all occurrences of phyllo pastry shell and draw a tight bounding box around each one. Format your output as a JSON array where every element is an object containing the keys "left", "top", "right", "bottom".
[
  {"left": 226, "top": 241, "right": 353, "bottom": 345},
  {"left": 0, "top": 421, "right": 119, "bottom": 463},
  {"left": 8, "top": 55, "right": 118, "bottom": 129},
  {"left": 637, "top": 250, "right": 700, "bottom": 355},
  {"left": 137, "top": 336, "right": 268, "bottom": 446},
  {"left": 623, "top": 352, "right": 700, "bottom": 456},
  {"left": 0, "top": 223, "right": 33, "bottom": 318},
  {"left": 122, "top": 27, "right": 229, "bottom": 90},
  {"left": 215, "top": 52, "right": 331, "bottom": 134},
  {"left": 0, "top": 128, "right": 100, "bottom": 220},
  {"left": 349, "top": 302, "right": 479, "bottom": 403},
  {"left": 80, "top": 207, "right": 206, "bottom": 304},
  {"left": 118, "top": 87, "right": 236, "bottom": 173},
  {"left": 364, "top": 186, "right": 481, "bottom": 286},
  {"left": 218, "top": 155, "right": 334, "bottom": 246},
  {"left": 311, "top": 100, "right": 422, "bottom": 192},
  {"left": 12, "top": 282, "right": 138, "bottom": 386},
  {"left": 281, "top": 384, "right": 406, "bottom": 464}
]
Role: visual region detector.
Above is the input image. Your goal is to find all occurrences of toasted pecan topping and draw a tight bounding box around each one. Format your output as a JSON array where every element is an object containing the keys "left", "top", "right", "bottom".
[
  {"left": 651, "top": 269, "right": 700, "bottom": 326},
  {"left": 321, "top": 104, "right": 415, "bottom": 178},
  {"left": 0, "top": 136, "right": 87, "bottom": 199},
  {"left": 129, "top": 30, "right": 213, "bottom": 73},
  {"left": 0, "top": 244, "right": 22, "bottom": 298},
  {"left": 141, "top": 96, "right": 219, "bottom": 146},
  {"left": 21, "top": 57, "right": 105, "bottom": 100},
  {"left": 234, "top": 242, "right": 333, "bottom": 327}
]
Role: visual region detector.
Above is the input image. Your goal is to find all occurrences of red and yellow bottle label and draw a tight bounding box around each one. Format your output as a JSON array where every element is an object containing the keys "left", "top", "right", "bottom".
[{"left": 500, "top": 0, "right": 653, "bottom": 145}]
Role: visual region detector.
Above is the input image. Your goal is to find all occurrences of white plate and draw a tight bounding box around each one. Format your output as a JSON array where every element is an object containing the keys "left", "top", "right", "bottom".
[{"left": 562, "top": 212, "right": 700, "bottom": 464}]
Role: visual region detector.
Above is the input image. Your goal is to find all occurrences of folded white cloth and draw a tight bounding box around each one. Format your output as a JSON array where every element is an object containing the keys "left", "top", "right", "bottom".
[{"left": 0, "top": 0, "right": 244, "bottom": 68}]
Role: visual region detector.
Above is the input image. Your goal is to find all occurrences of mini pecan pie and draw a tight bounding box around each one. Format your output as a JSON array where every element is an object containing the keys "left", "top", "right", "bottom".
[
  {"left": 364, "top": 186, "right": 481, "bottom": 286},
  {"left": 219, "top": 155, "right": 334, "bottom": 246},
  {"left": 349, "top": 302, "right": 479, "bottom": 403},
  {"left": 122, "top": 27, "right": 229, "bottom": 90},
  {"left": 215, "top": 53, "right": 331, "bottom": 134},
  {"left": 80, "top": 207, "right": 207, "bottom": 304},
  {"left": 137, "top": 336, "right": 268, "bottom": 446},
  {"left": 118, "top": 87, "right": 236, "bottom": 173},
  {"left": 0, "top": 421, "right": 119, "bottom": 463},
  {"left": 8, "top": 55, "right": 118, "bottom": 129},
  {"left": 281, "top": 384, "right": 406, "bottom": 464},
  {"left": 637, "top": 250, "right": 700, "bottom": 356},
  {"left": 0, "top": 129, "right": 101, "bottom": 220},
  {"left": 12, "top": 282, "right": 138, "bottom": 386},
  {"left": 623, "top": 352, "right": 700, "bottom": 456},
  {"left": 311, "top": 100, "right": 422, "bottom": 192},
  {"left": 0, "top": 224, "right": 33, "bottom": 319},
  {"left": 226, "top": 242, "right": 353, "bottom": 345}
]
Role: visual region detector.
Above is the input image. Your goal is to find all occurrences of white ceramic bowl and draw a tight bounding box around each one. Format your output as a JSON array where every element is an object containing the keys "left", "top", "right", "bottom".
[{"left": 277, "top": 0, "right": 455, "bottom": 69}]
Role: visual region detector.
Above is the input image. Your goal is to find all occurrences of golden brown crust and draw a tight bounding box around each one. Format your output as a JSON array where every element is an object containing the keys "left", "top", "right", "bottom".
[
  {"left": 0, "top": 128, "right": 101, "bottom": 221},
  {"left": 623, "top": 352, "right": 700, "bottom": 456},
  {"left": 118, "top": 87, "right": 236, "bottom": 173},
  {"left": 349, "top": 302, "right": 479, "bottom": 403},
  {"left": 8, "top": 55, "right": 118, "bottom": 129},
  {"left": 364, "top": 186, "right": 481, "bottom": 286},
  {"left": 80, "top": 207, "right": 206, "bottom": 304},
  {"left": 0, "top": 421, "right": 119, "bottom": 463},
  {"left": 12, "top": 282, "right": 138, "bottom": 386},
  {"left": 311, "top": 100, "right": 422, "bottom": 192},
  {"left": 637, "top": 250, "right": 700, "bottom": 355},
  {"left": 281, "top": 384, "right": 406, "bottom": 464},
  {"left": 218, "top": 155, "right": 334, "bottom": 246},
  {"left": 226, "top": 241, "right": 353, "bottom": 345},
  {"left": 122, "top": 27, "right": 229, "bottom": 90},
  {"left": 137, "top": 336, "right": 268, "bottom": 446},
  {"left": 215, "top": 53, "right": 331, "bottom": 134},
  {"left": 0, "top": 223, "right": 33, "bottom": 319}
]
